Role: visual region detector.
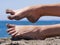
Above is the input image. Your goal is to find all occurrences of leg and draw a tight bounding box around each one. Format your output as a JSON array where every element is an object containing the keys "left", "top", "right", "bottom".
[{"left": 41, "top": 24, "right": 60, "bottom": 38}]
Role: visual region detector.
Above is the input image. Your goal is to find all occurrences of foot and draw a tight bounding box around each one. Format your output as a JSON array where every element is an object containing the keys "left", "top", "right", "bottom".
[
  {"left": 6, "top": 5, "right": 44, "bottom": 23},
  {"left": 7, "top": 24, "right": 45, "bottom": 40}
]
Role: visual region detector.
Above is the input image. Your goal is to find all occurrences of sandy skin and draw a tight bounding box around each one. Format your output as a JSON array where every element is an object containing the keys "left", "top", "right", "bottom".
[{"left": 7, "top": 24, "right": 60, "bottom": 40}]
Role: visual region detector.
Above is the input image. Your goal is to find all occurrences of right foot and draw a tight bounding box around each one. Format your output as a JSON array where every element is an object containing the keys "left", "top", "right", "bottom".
[{"left": 7, "top": 24, "right": 45, "bottom": 40}]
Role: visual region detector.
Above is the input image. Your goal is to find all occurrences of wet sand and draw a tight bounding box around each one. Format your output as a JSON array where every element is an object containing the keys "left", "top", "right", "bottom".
[{"left": 0, "top": 36, "right": 60, "bottom": 45}]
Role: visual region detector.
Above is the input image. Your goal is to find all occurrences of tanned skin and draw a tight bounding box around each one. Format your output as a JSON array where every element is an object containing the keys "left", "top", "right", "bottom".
[
  {"left": 6, "top": 4, "right": 60, "bottom": 23},
  {"left": 6, "top": 4, "right": 60, "bottom": 39}
]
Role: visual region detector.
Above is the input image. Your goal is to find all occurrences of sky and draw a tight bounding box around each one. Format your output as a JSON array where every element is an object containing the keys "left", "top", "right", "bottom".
[{"left": 0, "top": 0, "right": 60, "bottom": 21}]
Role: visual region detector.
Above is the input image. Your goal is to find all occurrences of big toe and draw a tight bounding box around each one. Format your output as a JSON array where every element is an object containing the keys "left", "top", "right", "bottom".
[
  {"left": 6, "top": 9, "right": 15, "bottom": 15},
  {"left": 7, "top": 24, "right": 15, "bottom": 28}
]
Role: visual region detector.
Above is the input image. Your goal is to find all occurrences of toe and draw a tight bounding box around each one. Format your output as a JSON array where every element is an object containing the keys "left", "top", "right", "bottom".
[
  {"left": 8, "top": 30, "right": 16, "bottom": 35},
  {"left": 8, "top": 15, "right": 14, "bottom": 20},
  {"left": 11, "top": 32, "right": 18, "bottom": 37},
  {"left": 7, "top": 28, "right": 14, "bottom": 32},
  {"left": 6, "top": 9, "right": 15, "bottom": 15},
  {"left": 7, "top": 24, "right": 15, "bottom": 28},
  {"left": 8, "top": 15, "right": 18, "bottom": 20}
]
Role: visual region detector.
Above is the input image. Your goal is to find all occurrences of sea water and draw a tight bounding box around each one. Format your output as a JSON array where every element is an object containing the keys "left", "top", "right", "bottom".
[{"left": 0, "top": 20, "right": 60, "bottom": 38}]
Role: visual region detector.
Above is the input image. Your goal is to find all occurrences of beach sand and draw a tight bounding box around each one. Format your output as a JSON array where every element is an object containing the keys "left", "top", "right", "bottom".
[{"left": 0, "top": 36, "right": 60, "bottom": 45}]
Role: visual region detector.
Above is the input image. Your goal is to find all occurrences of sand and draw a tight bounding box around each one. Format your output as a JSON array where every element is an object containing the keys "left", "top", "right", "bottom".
[{"left": 0, "top": 36, "right": 60, "bottom": 45}]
